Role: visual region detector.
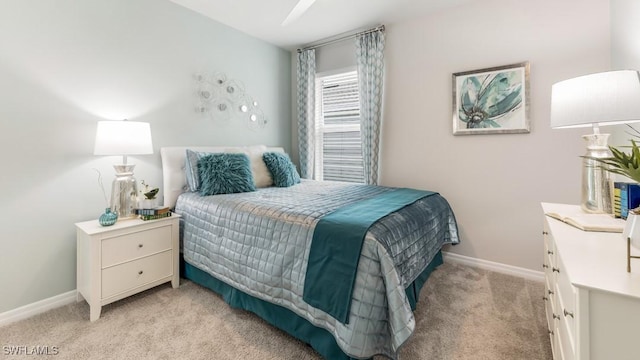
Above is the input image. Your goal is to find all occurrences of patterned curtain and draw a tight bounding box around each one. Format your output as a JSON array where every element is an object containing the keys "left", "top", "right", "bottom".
[
  {"left": 296, "top": 49, "right": 316, "bottom": 179},
  {"left": 356, "top": 29, "right": 385, "bottom": 185}
]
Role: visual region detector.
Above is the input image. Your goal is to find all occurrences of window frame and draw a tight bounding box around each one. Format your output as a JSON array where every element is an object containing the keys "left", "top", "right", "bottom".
[{"left": 314, "top": 67, "right": 364, "bottom": 183}]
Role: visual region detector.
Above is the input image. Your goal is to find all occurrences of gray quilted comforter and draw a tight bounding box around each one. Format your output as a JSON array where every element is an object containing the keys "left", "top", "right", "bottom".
[{"left": 176, "top": 180, "right": 459, "bottom": 359}]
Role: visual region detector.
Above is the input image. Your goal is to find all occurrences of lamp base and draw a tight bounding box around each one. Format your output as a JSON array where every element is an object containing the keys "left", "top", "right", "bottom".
[
  {"left": 110, "top": 164, "right": 138, "bottom": 219},
  {"left": 581, "top": 133, "right": 613, "bottom": 214}
]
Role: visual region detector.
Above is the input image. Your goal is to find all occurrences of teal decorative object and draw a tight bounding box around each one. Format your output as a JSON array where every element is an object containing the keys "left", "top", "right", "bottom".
[
  {"left": 198, "top": 153, "right": 256, "bottom": 196},
  {"left": 99, "top": 208, "right": 118, "bottom": 226},
  {"left": 262, "top": 152, "right": 301, "bottom": 187}
]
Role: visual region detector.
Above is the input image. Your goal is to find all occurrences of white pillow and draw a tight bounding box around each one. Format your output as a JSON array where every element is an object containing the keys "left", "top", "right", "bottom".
[{"left": 225, "top": 145, "right": 274, "bottom": 188}]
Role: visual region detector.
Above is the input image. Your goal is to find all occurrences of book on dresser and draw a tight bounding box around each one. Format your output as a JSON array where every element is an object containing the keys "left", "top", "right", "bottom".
[
  {"left": 545, "top": 207, "right": 625, "bottom": 233},
  {"left": 139, "top": 212, "right": 172, "bottom": 221},
  {"left": 135, "top": 206, "right": 171, "bottom": 216},
  {"left": 135, "top": 206, "right": 172, "bottom": 221}
]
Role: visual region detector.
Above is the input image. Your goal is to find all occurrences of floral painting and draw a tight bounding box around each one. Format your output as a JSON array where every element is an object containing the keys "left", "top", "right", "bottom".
[{"left": 452, "top": 62, "right": 530, "bottom": 135}]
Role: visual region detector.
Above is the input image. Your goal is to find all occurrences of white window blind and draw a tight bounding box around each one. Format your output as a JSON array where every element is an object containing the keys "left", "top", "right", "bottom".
[{"left": 314, "top": 70, "right": 364, "bottom": 183}]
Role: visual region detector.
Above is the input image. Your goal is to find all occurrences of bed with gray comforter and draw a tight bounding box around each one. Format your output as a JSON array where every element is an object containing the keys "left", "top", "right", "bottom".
[{"left": 176, "top": 180, "right": 459, "bottom": 359}]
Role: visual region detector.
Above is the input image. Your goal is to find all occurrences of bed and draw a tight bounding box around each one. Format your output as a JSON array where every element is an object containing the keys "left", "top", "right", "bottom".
[{"left": 161, "top": 146, "right": 459, "bottom": 360}]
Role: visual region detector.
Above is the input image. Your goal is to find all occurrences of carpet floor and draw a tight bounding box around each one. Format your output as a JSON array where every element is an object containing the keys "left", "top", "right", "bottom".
[{"left": 0, "top": 262, "right": 552, "bottom": 360}]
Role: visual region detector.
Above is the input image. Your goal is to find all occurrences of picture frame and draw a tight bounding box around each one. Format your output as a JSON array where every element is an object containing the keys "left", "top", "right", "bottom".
[{"left": 452, "top": 62, "right": 530, "bottom": 135}]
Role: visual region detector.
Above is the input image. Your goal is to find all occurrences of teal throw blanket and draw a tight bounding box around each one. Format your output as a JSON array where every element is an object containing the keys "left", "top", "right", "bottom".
[{"left": 303, "top": 188, "right": 436, "bottom": 324}]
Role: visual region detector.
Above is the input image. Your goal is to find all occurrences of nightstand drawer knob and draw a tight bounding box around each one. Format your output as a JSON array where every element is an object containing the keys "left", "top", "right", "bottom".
[
  {"left": 552, "top": 267, "right": 560, "bottom": 273},
  {"left": 542, "top": 231, "right": 549, "bottom": 235},
  {"left": 138, "top": 270, "right": 144, "bottom": 275},
  {"left": 547, "top": 250, "right": 554, "bottom": 255},
  {"left": 542, "top": 264, "right": 549, "bottom": 269},
  {"left": 548, "top": 330, "right": 554, "bottom": 336},
  {"left": 553, "top": 314, "right": 561, "bottom": 320},
  {"left": 138, "top": 244, "right": 144, "bottom": 248},
  {"left": 548, "top": 289, "right": 554, "bottom": 295},
  {"left": 564, "top": 309, "right": 574, "bottom": 318},
  {"left": 542, "top": 296, "right": 548, "bottom": 301}
]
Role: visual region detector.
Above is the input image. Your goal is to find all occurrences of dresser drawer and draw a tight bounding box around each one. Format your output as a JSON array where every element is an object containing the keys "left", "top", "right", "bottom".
[
  {"left": 556, "top": 254, "right": 575, "bottom": 346},
  {"left": 101, "top": 225, "right": 172, "bottom": 268},
  {"left": 544, "top": 281, "right": 556, "bottom": 331},
  {"left": 558, "top": 306, "right": 576, "bottom": 360},
  {"left": 101, "top": 250, "right": 173, "bottom": 299}
]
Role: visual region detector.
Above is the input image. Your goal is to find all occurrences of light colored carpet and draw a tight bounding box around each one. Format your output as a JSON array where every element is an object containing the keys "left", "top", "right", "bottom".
[{"left": 0, "top": 262, "right": 552, "bottom": 360}]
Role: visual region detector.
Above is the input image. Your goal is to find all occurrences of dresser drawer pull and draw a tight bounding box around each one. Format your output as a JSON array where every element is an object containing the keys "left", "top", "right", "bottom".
[
  {"left": 138, "top": 270, "right": 144, "bottom": 275},
  {"left": 553, "top": 314, "right": 561, "bottom": 320},
  {"left": 548, "top": 289, "right": 554, "bottom": 295},
  {"left": 564, "top": 309, "right": 574, "bottom": 318},
  {"left": 548, "top": 330, "right": 554, "bottom": 336},
  {"left": 542, "top": 264, "right": 549, "bottom": 269},
  {"left": 542, "top": 296, "right": 549, "bottom": 301},
  {"left": 542, "top": 231, "right": 549, "bottom": 235},
  {"left": 138, "top": 244, "right": 144, "bottom": 248},
  {"left": 547, "top": 250, "right": 554, "bottom": 255},
  {"left": 552, "top": 267, "right": 560, "bottom": 273}
]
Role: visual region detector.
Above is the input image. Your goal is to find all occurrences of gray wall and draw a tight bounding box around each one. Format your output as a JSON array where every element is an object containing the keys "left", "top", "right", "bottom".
[
  {"left": 0, "top": 0, "right": 291, "bottom": 313},
  {"left": 381, "top": 0, "right": 610, "bottom": 271},
  {"left": 607, "top": 0, "right": 640, "bottom": 165},
  {"left": 611, "top": 0, "right": 640, "bottom": 70}
]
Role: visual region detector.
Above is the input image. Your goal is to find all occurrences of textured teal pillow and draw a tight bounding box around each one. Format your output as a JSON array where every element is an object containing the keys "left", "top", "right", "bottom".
[
  {"left": 198, "top": 153, "right": 256, "bottom": 196},
  {"left": 262, "top": 152, "right": 301, "bottom": 187}
]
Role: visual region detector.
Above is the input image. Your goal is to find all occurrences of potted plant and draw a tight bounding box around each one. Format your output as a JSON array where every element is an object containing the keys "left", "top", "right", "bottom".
[
  {"left": 595, "top": 126, "right": 640, "bottom": 248},
  {"left": 138, "top": 180, "right": 159, "bottom": 209}
]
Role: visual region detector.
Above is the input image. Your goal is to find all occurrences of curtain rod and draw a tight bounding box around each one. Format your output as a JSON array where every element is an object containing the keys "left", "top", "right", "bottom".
[{"left": 297, "top": 25, "right": 385, "bottom": 53}]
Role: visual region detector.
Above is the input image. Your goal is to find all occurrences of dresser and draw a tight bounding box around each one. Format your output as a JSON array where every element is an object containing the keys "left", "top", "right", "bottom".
[
  {"left": 75, "top": 215, "right": 180, "bottom": 321},
  {"left": 542, "top": 203, "right": 640, "bottom": 360}
]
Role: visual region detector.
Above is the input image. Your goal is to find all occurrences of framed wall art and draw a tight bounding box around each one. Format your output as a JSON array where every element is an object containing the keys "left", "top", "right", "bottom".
[{"left": 452, "top": 62, "right": 530, "bottom": 135}]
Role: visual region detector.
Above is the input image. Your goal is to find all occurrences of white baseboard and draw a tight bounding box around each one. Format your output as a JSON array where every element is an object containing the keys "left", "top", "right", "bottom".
[
  {"left": 443, "top": 251, "right": 544, "bottom": 282},
  {"left": 0, "top": 254, "right": 541, "bottom": 327},
  {"left": 0, "top": 290, "right": 77, "bottom": 327}
]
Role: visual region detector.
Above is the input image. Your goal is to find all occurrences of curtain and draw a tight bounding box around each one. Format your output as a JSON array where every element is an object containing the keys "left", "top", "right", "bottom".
[
  {"left": 296, "top": 49, "right": 316, "bottom": 179},
  {"left": 356, "top": 29, "right": 385, "bottom": 185}
]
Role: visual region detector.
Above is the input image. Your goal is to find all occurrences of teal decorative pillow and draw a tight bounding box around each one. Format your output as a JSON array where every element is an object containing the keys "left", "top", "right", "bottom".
[
  {"left": 198, "top": 153, "right": 256, "bottom": 196},
  {"left": 262, "top": 152, "right": 301, "bottom": 187}
]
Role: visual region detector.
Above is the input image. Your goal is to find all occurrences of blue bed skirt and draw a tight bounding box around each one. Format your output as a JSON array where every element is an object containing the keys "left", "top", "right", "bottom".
[{"left": 181, "top": 250, "right": 444, "bottom": 360}]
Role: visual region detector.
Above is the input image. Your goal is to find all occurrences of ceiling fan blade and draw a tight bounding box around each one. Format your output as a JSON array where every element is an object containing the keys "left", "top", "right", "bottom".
[{"left": 281, "top": 0, "right": 317, "bottom": 26}]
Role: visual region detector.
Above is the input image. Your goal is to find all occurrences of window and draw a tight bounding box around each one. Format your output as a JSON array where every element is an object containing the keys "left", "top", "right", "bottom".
[{"left": 314, "top": 70, "right": 364, "bottom": 183}]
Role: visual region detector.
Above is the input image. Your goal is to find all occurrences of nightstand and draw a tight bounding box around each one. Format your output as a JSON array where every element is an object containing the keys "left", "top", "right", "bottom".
[{"left": 75, "top": 214, "right": 180, "bottom": 321}]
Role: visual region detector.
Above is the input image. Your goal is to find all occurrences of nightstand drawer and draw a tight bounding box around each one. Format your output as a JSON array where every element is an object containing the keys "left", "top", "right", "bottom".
[
  {"left": 102, "top": 250, "right": 173, "bottom": 299},
  {"left": 101, "top": 225, "right": 172, "bottom": 267}
]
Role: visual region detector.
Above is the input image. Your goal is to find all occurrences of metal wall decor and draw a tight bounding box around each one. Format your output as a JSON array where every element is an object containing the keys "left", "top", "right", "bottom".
[{"left": 195, "top": 72, "right": 268, "bottom": 131}]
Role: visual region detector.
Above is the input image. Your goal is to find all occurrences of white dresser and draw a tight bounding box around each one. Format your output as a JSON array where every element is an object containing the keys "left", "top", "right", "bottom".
[
  {"left": 75, "top": 215, "right": 180, "bottom": 321},
  {"left": 542, "top": 203, "right": 640, "bottom": 360}
]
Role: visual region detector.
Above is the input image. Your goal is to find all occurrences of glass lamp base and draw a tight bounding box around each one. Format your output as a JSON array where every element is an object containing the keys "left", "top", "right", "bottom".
[
  {"left": 110, "top": 164, "right": 138, "bottom": 219},
  {"left": 581, "top": 133, "right": 613, "bottom": 214}
]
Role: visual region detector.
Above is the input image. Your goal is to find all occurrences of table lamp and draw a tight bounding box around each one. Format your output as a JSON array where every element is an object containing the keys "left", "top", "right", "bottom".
[
  {"left": 551, "top": 70, "right": 640, "bottom": 214},
  {"left": 94, "top": 120, "right": 153, "bottom": 218}
]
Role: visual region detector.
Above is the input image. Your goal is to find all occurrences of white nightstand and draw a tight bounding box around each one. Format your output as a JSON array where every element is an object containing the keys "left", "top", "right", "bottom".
[{"left": 75, "top": 214, "right": 180, "bottom": 321}]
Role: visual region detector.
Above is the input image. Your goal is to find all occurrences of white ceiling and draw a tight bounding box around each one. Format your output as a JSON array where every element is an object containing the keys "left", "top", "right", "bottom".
[{"left": 170, "top": 0, "right": 474, "bottom": 50}]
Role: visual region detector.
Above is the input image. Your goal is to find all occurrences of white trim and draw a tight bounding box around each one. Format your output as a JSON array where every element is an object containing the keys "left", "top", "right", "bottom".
[
  {"left": 0, "top": 253, "right": 542, "bottom": 326},
  {"left": 315, "top": 66, "right": 357, "bottom": 78},
  {"left": 443, "top": 251, "right": 544, "bottom": 282},
  {"left": 0, "top": 290, "right": 77, "bottom": 327}
]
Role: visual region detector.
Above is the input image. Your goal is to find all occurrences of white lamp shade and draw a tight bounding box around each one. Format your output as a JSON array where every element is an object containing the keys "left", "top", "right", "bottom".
[
  {"left": 94, "top": 121, "right": 153, "bottom": 155},
  {"left": 550, "top": 70, "right": 640, "bottom": 129}
]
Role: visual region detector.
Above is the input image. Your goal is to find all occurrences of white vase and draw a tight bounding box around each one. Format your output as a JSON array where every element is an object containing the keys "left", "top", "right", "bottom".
[{"left": 623, "top": 213, "right": 640, "bottom": 249}]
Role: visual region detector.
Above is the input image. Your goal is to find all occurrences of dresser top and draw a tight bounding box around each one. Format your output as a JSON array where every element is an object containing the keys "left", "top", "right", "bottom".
[
  {"left": 75, "top": 213, "right": 180, "bottom": 235},
  {"left": 542, "top": 202, "right": 640, "bottom": 300}
]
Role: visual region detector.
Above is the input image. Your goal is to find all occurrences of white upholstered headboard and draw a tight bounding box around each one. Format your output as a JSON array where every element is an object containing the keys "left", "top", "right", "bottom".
[{"left": 160, "top": 146, "right": 285, "bottom": 208}]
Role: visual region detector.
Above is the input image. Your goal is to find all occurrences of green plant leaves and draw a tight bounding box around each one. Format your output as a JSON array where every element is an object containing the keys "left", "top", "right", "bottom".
[{"left": 594, "top": 139, "right": 640, "bottom": 183}]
